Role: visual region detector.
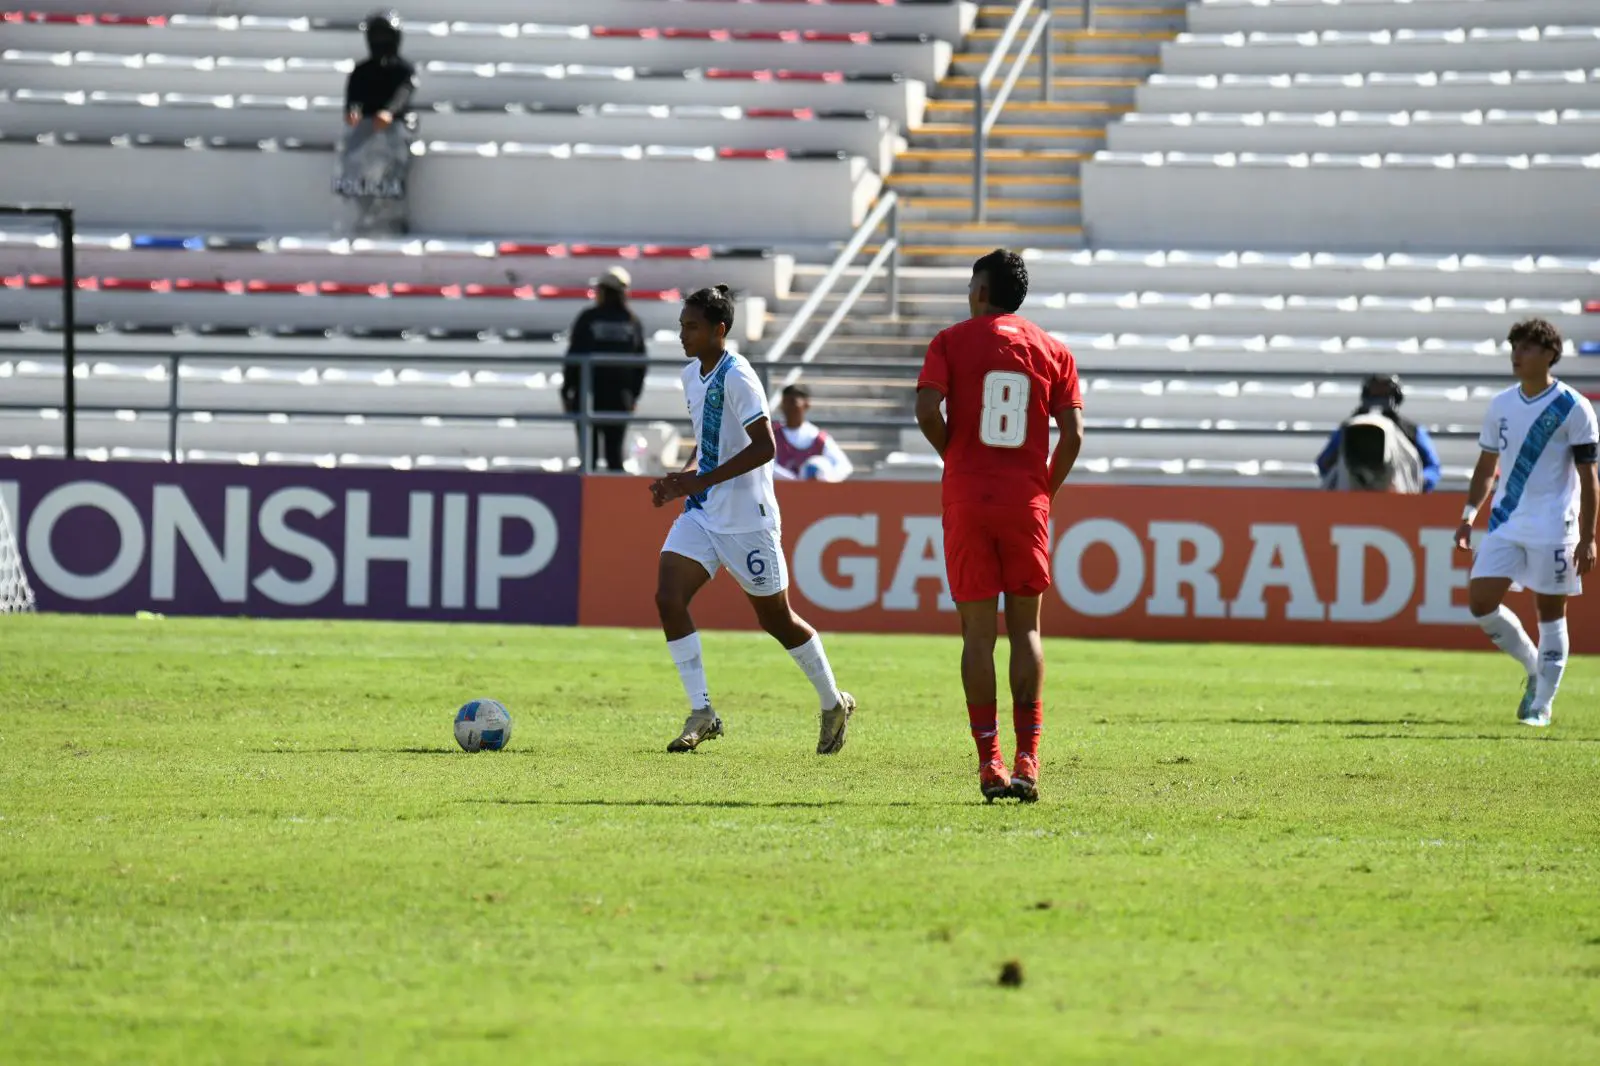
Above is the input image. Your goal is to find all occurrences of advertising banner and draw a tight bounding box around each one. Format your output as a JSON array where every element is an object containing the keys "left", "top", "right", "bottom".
[
  {"left": 579, "top": 478, "right": 1600, "bottom": 654},
  {"left": 0, "top": 460, "right": 582, "bottom": 624}
]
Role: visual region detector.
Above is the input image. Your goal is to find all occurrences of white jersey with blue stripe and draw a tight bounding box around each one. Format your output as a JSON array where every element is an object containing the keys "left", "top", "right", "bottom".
[
  {"left": 680, "top": 350, "right": 779, "bottom": 534},
  {"left": 1478, "top": 381, "right": 1599, "bottom": 544}
]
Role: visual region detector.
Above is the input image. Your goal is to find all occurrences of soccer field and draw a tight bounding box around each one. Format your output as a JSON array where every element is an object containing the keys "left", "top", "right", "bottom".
[{"left": 1, "top": 616, "right": 1597, "bottom": 1065}]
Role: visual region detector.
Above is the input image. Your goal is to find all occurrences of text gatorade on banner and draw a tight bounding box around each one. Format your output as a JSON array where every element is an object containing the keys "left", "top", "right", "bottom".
[{"left": 578, "top": 478, "right": 1600, "bottom": 654}]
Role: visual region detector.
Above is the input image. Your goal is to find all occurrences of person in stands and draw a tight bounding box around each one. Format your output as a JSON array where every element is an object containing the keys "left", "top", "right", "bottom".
[
  {"left": 773, "top": 384, "right": 853, "bottom": 482},
  {"left": 336, "top": 10, "right": 417, "bottom": 236},
  {"left": 562, "top": 267, "right": 649, "bottom": 472},
  {"left": 1318, "top": 373, "right": 1442, "bottom": 493}
]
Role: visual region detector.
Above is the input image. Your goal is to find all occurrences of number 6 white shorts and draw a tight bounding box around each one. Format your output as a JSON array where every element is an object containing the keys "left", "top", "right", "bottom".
[
  {"left": 1471, "top": 530, "right": 1583, "bottom": 597},
  {"left": 661, "top": 510, "right": 789, "bottom": 597}
]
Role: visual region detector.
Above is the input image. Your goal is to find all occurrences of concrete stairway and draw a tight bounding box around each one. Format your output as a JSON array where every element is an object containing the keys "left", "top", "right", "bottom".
[{"left": 765, "top": 2, "right": 1186, "bottom": 473}]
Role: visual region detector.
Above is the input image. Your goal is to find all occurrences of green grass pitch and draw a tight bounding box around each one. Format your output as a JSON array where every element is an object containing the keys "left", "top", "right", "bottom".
[{"left": 2, "top": 614, "right": 1598, "bottom": 1064}]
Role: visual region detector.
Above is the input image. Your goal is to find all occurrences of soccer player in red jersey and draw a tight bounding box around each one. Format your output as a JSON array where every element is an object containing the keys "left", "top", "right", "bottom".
[{"left": 914, "top": 250, "right": 1085, "bottom": 803}]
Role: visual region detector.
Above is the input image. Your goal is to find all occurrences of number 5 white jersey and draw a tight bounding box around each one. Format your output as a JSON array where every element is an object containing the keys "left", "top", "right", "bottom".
[
  {"left": 1478, "top": 382, "right": 1599, "bottom": 545},
  {"left": 680, "top": 350, "right": 780, "bottom": 535}
]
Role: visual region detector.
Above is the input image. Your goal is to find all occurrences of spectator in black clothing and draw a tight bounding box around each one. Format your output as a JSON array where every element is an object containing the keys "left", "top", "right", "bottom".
[
  {"left": 335, "top": 10, "right": 417, "bottom": 236},
  {"left": 563, "top": 266, "right": 649, "bottom": 472}
]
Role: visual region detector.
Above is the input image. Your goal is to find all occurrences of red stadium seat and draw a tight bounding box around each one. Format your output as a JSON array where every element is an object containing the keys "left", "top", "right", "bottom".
[
  {"left": 390, "top": 284, "right": 463, "bottom": 299},
  {"left": 642, "top": 246, "right": 713, "bottom": 260},
  {"left": 1584, "top": 300, "right": 1600, "bottom": 314},
  {"left": 589, "top": 27, "right": 660, "bottom": 39},
  {"left": 245, "top": 280, "right": 316, "bottom": 295},
  {"left": 316, "top": 282, "right": 387, "bottom": 297},
  {"left": 719, "top": 147, "right": 788, "bottom": 160},
  {"left": 568, "top": 244, "right": 640, "bottom": 259},
  {"left": 536, "top": 285, "right": 594, "bottom": 300},
  {"left": 496, "top": 243, "right": 569, "bottom": 258},
  {"left": 662, "top": 28, "right": 732, "bottom": 41},
  {"left": 462, "top": 284, "right": 536, "bottom": 299},
  {"left": 98, "top": 277, "right": 171, "bottom": 293}
]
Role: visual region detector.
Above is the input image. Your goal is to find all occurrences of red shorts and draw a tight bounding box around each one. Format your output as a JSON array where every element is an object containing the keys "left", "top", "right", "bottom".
[{"left": 942, "top": 502, "right": 1052, "bottom": 604}]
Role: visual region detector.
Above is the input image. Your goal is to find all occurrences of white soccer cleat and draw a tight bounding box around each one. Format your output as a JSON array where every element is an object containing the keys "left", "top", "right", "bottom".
[
  {"left": 668, "top": 708, "right": 724, "bottom": 753},
  {"left": 1520, "top": 706, "right": 1553, "bottom": 728},
  {"left": 816, "top": 692, "right": 856, "bottom": 755}
]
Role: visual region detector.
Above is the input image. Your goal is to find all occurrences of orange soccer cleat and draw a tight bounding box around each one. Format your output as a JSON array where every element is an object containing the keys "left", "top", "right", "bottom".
[
  {"left": 979, "top": 760, "right": 1012, "bottom": 803},
  {"left": 1009, "top": 753, "right": 1039, "bottom": 803}
]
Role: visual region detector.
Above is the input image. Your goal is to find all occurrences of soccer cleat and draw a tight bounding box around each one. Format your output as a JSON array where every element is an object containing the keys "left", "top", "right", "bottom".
[
  {"left": 667, "top": 708, "right": 724, "bottom": 753},
  {"left": 816, "top": 692, "right": 856, "bottom": 755},
  {"left": 1515, "top": 675, "right": 1540, "bottom": 724},
  {"left": 1009, "top": 753, "right": 1039, "bottom": 803},
  {"left": 980, "top": 760, "right": 1012, "bottom": 803}
]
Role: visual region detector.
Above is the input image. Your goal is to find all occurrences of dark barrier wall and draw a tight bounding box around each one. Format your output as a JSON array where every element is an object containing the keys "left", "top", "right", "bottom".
[{"left": 5, "top": 460, "right": 1597, "bottom": 653}]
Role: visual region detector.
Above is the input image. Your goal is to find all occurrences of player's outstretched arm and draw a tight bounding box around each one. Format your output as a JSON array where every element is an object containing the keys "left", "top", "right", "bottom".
[
  {"left": 1575, "top": 456, "right": 1597, "bottom": 575},
  {"left": 915, "top": 387, "right": 947, "bottom": 457},
  {"left": 1455, "top": 450, "right": 1500, "bottom": 551},
  {"left": 1048, "top": 407, "right": 1085, "bottom": 497}
]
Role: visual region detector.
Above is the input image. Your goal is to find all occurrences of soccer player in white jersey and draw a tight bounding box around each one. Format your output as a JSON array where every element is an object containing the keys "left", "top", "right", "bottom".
[
  {"left": 1456, "top": 318, "right": 1599, "bottom": 726},
  {"left": 649, "top": 286, "right": 857, "bottom": 754}
]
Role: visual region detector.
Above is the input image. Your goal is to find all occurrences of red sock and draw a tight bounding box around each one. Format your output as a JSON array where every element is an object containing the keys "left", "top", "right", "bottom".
[
  {"left": 967, "top": 702, "right": 1000, "bottom": 765},
  {"left": 1014, "top": 700, "right": 1042, "bottom": 761}
]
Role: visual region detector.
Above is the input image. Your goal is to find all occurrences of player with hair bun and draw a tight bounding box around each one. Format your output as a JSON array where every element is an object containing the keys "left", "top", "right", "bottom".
[{"left": 651, "top": 286, "right": 857, "bottom": 755}]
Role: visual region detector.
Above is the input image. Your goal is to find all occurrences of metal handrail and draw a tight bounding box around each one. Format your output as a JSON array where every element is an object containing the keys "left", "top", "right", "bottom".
[
  {"left": 759, "top": 190, "right": 899, "bottom": 407},
  {"left": 972, "top": 0, "right": 1055, "bottom": 222}
]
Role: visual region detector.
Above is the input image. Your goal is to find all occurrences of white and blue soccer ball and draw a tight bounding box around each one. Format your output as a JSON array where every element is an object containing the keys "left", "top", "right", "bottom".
[{"left": 454, "top": 698, "right": 512, "bottom": 752}]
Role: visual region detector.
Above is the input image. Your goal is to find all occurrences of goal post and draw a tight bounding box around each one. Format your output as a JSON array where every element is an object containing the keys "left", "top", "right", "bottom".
[{"left": 0, "top": 492, "right": 35, "bottom": 613}]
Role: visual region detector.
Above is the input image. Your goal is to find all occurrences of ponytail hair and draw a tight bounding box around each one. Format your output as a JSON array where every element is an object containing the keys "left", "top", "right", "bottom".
[{"left": 684, "top": 285, "right": 736, "bottom": 334}]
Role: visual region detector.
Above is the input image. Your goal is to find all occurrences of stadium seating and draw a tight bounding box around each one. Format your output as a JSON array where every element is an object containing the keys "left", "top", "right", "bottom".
[
  {"left": 1085, "top": 3, "right": 1600, "bottom": 252},
  {"left": 1, "top": 16, "right": 956, "bottom": 84},
  {"left": 1188, "top": 0, "right": 1594, "bottom": 35},
  {"left": 4, "top": 0, "right": 1598, "bottom": 485},
  {"left": 17, "top": 0, "right": 976, "bottom": 38},
  {"left": 0, "top": 138, "right": 880, "bottom": 240},
  {"left": 0, "top": 228, "right": 795, "bottom": 300},
  {"left": 0, "top": 92, "right": 904, "bottom": 174}
]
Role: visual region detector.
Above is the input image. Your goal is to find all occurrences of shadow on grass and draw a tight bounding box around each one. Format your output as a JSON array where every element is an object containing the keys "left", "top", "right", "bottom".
[
  {"left": 253, "top": 747, "right": 489, "bottom": 756},
  {"left": 1132, "top": 717, "right": 1471, "bottom": 728},
  {"left": 466, "top": 798, "right": 942, "bottom": 810},
  {"left": 1343, "top": 732, "right": 1600, "bottom": 743}
]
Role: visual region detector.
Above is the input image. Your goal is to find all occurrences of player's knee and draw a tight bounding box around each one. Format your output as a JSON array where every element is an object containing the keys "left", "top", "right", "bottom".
[
  {"left": 655, "top": 585, "right": 687, "bottom": 621},
  {"left": 757, "top": 606, "right": 798, "bottom": 640}
]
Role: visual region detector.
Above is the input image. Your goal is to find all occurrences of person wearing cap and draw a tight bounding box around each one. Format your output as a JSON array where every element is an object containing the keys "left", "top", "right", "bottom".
[
  {"left": 562, "top": 266, "right": 649, "bottom": 472},
  {"left": 774, "top": 383, "right": 854, "bottom": 482}
]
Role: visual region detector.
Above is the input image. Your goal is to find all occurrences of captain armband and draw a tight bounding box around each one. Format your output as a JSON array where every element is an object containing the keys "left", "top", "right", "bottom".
[{"left": 1575, "top": 443, "right": 1599, "bottom": 464}]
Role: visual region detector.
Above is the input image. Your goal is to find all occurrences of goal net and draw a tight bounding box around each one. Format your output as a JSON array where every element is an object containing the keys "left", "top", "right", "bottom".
[{"left": 0, "top": 493, "right": 35, "bottom": 613}]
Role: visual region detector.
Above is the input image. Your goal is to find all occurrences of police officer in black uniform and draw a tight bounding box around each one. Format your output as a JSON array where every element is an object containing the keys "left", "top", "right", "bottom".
[
  {"left": 563, "top": 267, "right": 649, "bottom": 471},
  {"left": 337, "top": 10, "right": 417, "bottom": 235}
]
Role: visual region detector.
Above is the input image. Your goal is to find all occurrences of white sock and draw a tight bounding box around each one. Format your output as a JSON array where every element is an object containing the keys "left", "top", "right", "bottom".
[
  {"left": 788, "top": 634, "right": 842, "bottom": 710},
  {"left": 1534, "top": 618, "right": 1569, "bottom": 711},
  {"left": 666, "top": 633, "right": 710, "bottom": 712},
  {"left": 1475, "top": 606, "right": 1539, "bottom": 677}
]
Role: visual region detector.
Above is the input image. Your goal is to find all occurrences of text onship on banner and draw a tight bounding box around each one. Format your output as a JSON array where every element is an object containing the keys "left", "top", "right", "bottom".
[
  {"left": 3, "top": 461, "right": 1592, "bottom": 653},
  {"left": 0, "top": 460, "right": 581, "bottom": 624}
]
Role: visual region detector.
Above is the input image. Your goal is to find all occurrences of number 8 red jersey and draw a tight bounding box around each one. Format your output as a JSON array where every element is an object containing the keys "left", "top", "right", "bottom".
[{"left": 917, "top": 313, "right": 1083, "bottom": 510}]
